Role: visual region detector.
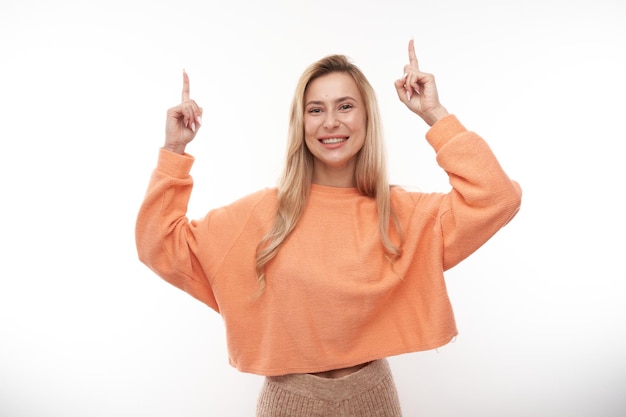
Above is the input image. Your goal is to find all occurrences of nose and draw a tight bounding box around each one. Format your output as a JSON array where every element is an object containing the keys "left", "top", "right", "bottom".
[{"left": 323, "top": 112, "right": 340, "bottom": 129}]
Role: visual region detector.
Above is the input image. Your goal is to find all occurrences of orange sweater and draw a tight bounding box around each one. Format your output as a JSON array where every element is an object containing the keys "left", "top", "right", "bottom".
[{"left": 136, "top": 115, "right": 521, "bottom": 376}]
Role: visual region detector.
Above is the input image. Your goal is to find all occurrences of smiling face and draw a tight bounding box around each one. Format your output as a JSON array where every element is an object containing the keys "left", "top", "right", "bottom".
[{"left": 303, "top": 72, "right": 367, "bottom": 187}]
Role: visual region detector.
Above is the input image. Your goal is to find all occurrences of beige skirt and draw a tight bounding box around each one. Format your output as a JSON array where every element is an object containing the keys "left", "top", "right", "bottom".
[{"left": 256, "top": 359, "right": 403, "bottom": 417}]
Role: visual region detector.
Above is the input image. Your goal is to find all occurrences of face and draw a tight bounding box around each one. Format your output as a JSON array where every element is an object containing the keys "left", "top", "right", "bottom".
[{"left": 303, "top": 72, "right": 367, "bottom": 187}]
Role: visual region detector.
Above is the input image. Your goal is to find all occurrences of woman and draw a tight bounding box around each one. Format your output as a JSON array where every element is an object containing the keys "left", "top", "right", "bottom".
[{"left": 136, "top": 40, "right": 522, "bottom": 416}]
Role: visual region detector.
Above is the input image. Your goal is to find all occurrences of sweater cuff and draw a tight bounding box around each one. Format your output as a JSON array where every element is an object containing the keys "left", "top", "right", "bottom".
[
  {"left": 425, "top": 115, "right": 467, "bottom": 152},
  {"left": 157, "top": 148, "right": 195, "bottom": 178}
]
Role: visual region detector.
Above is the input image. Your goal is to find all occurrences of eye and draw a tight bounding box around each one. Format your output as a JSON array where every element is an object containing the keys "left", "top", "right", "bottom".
[
  {"left": 339, "top": 103, "right": 353, "bottom": 111},
  {"left": 307, "top": 107, "right": 322, "bottom": 114}
]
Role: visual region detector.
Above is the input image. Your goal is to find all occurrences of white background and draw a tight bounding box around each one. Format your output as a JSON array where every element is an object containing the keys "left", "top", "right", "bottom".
[{"left": 1, "top": 0, "right": 625, "bottom": 416}]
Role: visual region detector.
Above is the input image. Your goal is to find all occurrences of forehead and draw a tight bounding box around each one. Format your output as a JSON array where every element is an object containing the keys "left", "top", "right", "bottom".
[{"left": 305, "top": 72, "right": 362, "bottom": 101}]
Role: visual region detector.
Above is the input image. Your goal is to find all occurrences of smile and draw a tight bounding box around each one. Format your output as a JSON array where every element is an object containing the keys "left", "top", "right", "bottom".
[{"left": 320, "top": 137, "right": 348, "bottom": 144}]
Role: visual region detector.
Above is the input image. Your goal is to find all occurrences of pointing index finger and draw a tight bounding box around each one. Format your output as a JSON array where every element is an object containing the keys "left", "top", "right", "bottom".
[
  {"left": 408, "top": 39, "right": 419, "bottom": 68},
  {"left": 181, "top": 69, "right": 190, "bottom": 102}
]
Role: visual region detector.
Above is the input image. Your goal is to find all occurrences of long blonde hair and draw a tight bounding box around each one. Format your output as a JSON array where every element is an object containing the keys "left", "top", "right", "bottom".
[{"left": 255, "top": 55, "right": 402, "bottom": 290}]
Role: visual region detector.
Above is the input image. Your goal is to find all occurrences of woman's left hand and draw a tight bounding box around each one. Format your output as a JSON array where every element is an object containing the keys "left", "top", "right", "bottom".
[{"left": 394, "top": 39, "right": 449, "bottom": 126}]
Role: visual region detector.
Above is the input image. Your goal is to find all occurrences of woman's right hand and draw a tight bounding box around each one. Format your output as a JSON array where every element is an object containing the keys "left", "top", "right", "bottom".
[
  {"left": 394, "top": 40, "right": 449, "bottom": 126},
  {"left": 163, "top": 70, "right": 203, "bottom": 154}
]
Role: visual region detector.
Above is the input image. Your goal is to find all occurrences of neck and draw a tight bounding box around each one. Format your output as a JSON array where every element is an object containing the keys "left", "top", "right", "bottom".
[
  {"left": 312, "top": 163, "right": 356, "bottom": 188},
  {"left": 311, "top": 173, "right": 356, "bottom": 188}
]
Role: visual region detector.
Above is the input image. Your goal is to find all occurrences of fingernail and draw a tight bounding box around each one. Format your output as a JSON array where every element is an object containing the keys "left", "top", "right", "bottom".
[
  {"left": 191, "top": 122, "right": 196, "bottom": 133},
  {"left": 196, "top": 115, "right": 202, "bottom": 125},
  {"left": 406, "top": 90, "right": 411, "bottom": 101}
]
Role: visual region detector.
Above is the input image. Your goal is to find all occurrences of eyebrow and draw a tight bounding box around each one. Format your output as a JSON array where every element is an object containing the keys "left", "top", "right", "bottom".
[{"left": 305, "top": 96, "right": 357, "bottom": 107}]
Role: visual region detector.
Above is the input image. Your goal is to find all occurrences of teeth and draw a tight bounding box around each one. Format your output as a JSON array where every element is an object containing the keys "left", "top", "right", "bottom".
[{"left": 321, "top": 137, "right": 347, "bottom": 144}]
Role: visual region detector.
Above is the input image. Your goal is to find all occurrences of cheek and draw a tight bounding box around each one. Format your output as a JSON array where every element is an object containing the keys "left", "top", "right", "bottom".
[
  {"left": 303, "top": 117, "right": 318, "bottom": 137},
  {"left": 348, "top": 115, "right": 366, "bottom": 135},
  {"left": 303, "top": 120, "right": 315, "bottom": 148}
]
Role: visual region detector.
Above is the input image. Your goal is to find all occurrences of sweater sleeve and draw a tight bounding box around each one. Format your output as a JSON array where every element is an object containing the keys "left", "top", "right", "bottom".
[
  {"left": 135, "top": 148, "right": 219, "bottom": 311},
  {"left": 426, "top": 115, "right": 522, "bottom": 270}
]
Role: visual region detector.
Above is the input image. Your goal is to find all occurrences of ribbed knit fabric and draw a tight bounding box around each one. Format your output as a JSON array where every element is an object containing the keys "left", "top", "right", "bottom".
[
  {"left": 256, "top": 359, "right": 402, "bottom": 417},
  {"left": 136, "top": 114, "right": 522, "bottom": 375}
]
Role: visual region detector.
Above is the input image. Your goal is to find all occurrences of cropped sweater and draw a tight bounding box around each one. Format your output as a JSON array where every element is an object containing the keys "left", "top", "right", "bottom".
[{"left": 135, "top": 115, "right": 522, "bottom": 376}]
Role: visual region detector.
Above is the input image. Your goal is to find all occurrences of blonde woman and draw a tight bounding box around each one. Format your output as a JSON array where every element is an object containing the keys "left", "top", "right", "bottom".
[{"left": 136, "top": 40, "right": 522, "bottom": 416}]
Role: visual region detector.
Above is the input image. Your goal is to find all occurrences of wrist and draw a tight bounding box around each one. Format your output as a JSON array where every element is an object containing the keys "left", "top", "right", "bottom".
[
  {"left": 423, "top": 106, "right": 449, "bottom": 126},
  {"left": 162, "top": 143, "right": 186, "bottom": 154}
]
